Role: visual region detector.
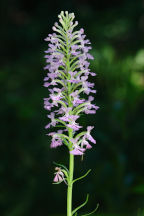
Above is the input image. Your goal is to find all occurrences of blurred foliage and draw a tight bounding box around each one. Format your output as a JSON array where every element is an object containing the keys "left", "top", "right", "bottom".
[{"left": 0, "top": 0, "right": 144, "bottom": 216}]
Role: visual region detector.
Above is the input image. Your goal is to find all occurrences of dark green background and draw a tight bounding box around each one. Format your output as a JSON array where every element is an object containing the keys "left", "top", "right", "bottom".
[{"left": 0, "top": 0, "right": 144, "bottom": 215}]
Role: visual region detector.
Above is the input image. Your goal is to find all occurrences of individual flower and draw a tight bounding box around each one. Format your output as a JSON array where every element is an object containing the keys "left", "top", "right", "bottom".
[
  {"left": 70, "top": 138, "right": 85, "bottom": 155},
  {"left": 81, "top": 137, "right": 92, "bottom": 149},
  {"left": 48, "top": 132, "right": 63, "bottom": 148},
  {"left": 53, "top": 167, "right": 65, "bottom": 182},
  {"left": 66, "top": 115, "right": 82, "bottom": 131},
  {"left": 45, "top": 112, "right": 57, "bottom": 129},
  {"left": 84, "top": 126, "right": 96, "bottom": 144}
]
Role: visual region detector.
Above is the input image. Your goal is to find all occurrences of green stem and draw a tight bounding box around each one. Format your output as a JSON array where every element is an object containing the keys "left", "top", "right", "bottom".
[
  {"left": 67, "top": 153, "right": 74, "bottom": 216},
  {"left": 65, "top": 16, "right": 75, "bottom": 216}
]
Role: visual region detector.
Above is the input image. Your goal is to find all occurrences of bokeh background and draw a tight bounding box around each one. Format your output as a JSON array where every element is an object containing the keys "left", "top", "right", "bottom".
[{"left": 1, "top": 0, "right": 144, "bottom": 215}]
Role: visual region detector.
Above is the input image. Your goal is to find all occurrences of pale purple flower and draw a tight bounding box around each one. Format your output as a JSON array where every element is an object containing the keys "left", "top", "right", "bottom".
[
  {"left": 70, "top": 147, "right": 85, "bottom": 155},
  {"left": 44, "top": 98, "right": 53, "bottom": 110},
  {"left": 70, "top": 91, "right": 85, "bottom": 106},
  {"left": 66, "top": 115, "right": 82, "bottom": 131},
  {"left": 83, "top": 96, "right": 99, "bottom": 114},
  {"left": 57, "top": 107, "right": 72, "bottom": 115},
  {"left": 45, "top": 112, "right": 57, "bottom": 129},
  {"left": 84, "top": 126, "right": 96, "bottom": 144},
  {"left": 71, "top": 45, "right": 81, "bottom": 56},
  {"left": 67, "top": 122, "right": 82, "bottom": 131},
  {"left": 48, "top": 132, "right": 63, "bottom": 148},
  {"left": 73, "top": 97, "right": 85, "bottom": 107},
  {"left": 70, "top": 138, "right": 85, "bottom": 155},
  {"left": 59, "top": 114, "right": 79, "bottom": 122},
  {"left": 53, "top": 167, "right": 64, "bottom": 182},
  {"left": 87, "top": 53, "right": 94, "bottom": 60},
  {"left": 81, "top": 138, "right": 92, "bottom": 149}
]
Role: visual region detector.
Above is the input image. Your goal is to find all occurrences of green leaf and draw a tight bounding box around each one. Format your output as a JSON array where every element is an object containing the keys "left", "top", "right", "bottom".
[
  {"left": 73, "top": 169, "right": 91, "bottom": 184},
  {"left": 62, "top": 138, "right": 69, "bottom": 146},
  {"left": 72, "top": 194, "right": 89, "bottom": 216},
  {"left": 81, "top": 203, "right": 99, "bottom": 216},
  {"left": 52, "top": 181, "right": 63, "bottom": 185}
]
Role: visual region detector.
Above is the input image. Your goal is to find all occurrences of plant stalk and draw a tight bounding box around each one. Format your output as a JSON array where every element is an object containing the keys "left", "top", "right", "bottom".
[{"left": 67, "top": 153, "right": 74, "bottom": 216}]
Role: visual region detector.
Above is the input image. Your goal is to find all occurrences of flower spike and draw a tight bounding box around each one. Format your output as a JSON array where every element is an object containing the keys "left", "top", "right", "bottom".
[
  {"left": 44, "top": 11, "right": 99, "bottom": 154},
  {"left": 44, "top": 11, "right": 99, "bottom": 216}
]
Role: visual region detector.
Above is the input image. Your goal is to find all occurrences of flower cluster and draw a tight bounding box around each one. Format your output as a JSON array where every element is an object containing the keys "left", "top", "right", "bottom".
[{"left": 44, "top": 11, "right": 99, "bottom": 156}]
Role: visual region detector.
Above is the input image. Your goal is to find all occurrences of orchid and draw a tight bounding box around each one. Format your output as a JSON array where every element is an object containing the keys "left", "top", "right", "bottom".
[
  {"left": 53, "top": 167, "right": 65, "bottom": 183},
  {"left": 44, "top": 11, "right": 99, "bottom": 216}
]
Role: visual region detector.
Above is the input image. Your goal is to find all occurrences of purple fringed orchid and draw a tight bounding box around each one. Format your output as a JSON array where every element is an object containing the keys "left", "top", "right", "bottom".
[
  {"left": 44, "top": 11, "right": 99, "bottom": 216},
  {"left": 44, "top": 12, "right": 99, "bottom": 155}
]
